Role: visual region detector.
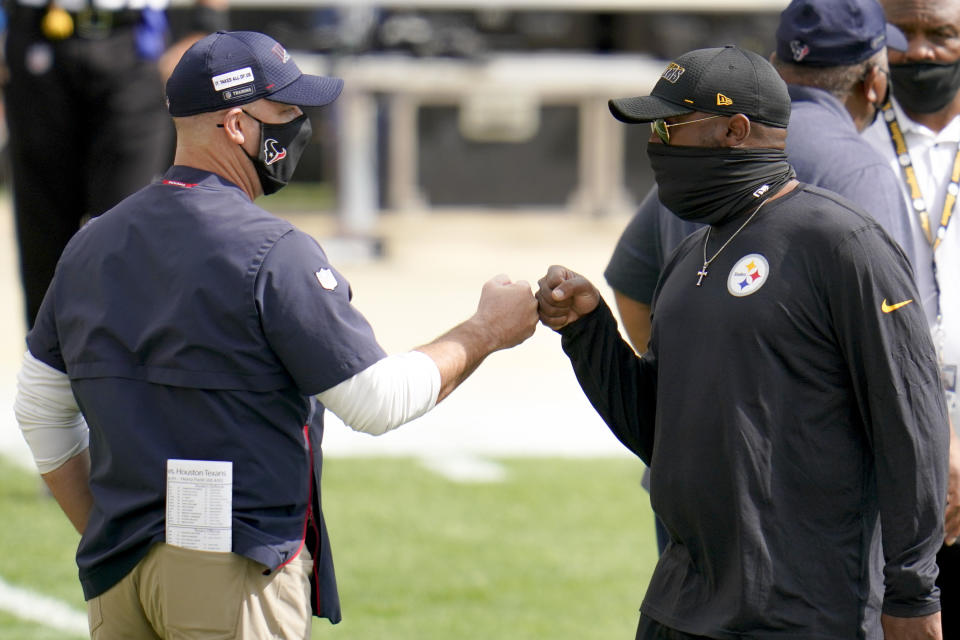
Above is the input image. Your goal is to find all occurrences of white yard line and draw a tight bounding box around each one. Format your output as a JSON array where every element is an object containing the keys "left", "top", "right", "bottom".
[
  {"left": 417, "top": 453, "right": 507, "bottom": 483},
  {"left": 0, "top": 576, "right": 87, "bottom": 637}
]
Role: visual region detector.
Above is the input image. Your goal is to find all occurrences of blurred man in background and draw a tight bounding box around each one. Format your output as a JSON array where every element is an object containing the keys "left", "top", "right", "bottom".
[
  {"left": 864, "top": 0, "right": 960, "bottom": 635},
  {"left": 3, "top": 0, "right": 229, "bottom": 328}
]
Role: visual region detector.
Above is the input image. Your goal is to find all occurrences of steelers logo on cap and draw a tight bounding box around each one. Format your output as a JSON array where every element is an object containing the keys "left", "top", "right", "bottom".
[{"left": 727, "top": 254, "right": 769, "bottom": 297}]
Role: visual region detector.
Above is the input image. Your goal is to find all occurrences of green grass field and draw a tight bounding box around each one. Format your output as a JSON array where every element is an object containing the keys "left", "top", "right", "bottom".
[{"left": 0, "top": 456, "right": 657, "bottom": 639}]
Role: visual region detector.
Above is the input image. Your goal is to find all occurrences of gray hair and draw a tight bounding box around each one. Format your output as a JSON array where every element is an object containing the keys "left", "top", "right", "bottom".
[{"left": 772, "top": 49, "right": 887, "bottom": 101}]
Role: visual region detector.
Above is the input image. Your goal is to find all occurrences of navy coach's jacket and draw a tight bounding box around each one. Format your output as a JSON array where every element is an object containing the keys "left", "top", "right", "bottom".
[{"left": 28, "top": 166, "right": 388, "bottom": 623}]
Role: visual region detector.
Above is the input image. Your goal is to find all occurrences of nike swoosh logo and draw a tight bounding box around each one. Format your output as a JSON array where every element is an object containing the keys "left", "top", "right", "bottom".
[{"left": 881, "top": 298, "right": 914, "bottom": 313}]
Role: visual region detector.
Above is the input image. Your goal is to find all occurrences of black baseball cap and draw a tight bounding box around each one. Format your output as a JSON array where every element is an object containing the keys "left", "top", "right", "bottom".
[
  {"left": 166, "top": 31, "right": 344, "bottom": 117},
  {"left": 776, "top": 0, "right": 907, "bottom": 67},
  {"left": 609, "top": 46, "right": 791, "bottom": 128}
]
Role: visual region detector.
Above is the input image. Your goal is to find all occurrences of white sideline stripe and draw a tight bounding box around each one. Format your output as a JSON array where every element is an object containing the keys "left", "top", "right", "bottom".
[
  {"left": 418, "top": 454, "right": 507, "bottom": 483},
  {"left": 0, "top": 576, "right": 87, "bottom": 637}
]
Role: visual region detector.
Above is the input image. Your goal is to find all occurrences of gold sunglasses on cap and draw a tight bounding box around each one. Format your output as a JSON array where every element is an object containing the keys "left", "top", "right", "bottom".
[{"left": 650, "top": 114, "right": 723, "bottom": 145}]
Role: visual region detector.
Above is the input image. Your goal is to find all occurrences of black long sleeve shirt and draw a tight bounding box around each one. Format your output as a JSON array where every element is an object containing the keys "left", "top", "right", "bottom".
[{"left": 562, "top": 185, "right": 948, "bottom": 639}]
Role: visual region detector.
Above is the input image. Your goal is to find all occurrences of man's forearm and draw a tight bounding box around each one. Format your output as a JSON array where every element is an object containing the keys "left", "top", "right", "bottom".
[
  {"left": 881, "top": 611, "right": 942, "bottom": 640},
  {"left": 416, "top": 317, "right": 496, "bottom": 403},
  {"left": 415, "top": 275, "right": 537, "bottom": 403},
  {"left": 946, "top": 424, "right": 960, "bottom": 544},
  {"left": 42, "top": 449, "right": 93, "bottom": 535}
]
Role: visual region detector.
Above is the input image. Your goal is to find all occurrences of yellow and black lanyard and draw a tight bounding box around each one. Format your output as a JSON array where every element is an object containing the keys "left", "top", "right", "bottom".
[{"left": 882, "top": 101, "right": 960, "bottom": 252}]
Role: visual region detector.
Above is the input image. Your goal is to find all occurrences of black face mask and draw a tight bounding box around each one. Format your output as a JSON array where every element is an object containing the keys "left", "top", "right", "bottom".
[
  {"left": 646, "top": 144, "right": 795, "bottom": 226},
  {"left": 243, "top": 111, "right": 312, "bottom": 195},
  {"left": 890, "top": 60, "right": 960, "bottom": 114}
]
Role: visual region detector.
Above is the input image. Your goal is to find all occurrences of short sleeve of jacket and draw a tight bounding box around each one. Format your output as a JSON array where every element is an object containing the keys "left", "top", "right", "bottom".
[{"left": 255, "top": 230, "right": 387, "bottom": 395}]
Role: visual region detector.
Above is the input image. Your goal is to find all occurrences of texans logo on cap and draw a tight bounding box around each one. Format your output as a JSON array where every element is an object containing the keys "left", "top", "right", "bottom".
[
  {"left": 271, "top": 43, "right": 291, "bottom": 63},
  {"left": 790, "top": 40, "right": 810, "bottom": 62}
]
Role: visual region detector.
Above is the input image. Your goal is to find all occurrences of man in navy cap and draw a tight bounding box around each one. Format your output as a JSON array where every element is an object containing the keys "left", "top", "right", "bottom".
[
  {"left": 13, "top": 31, "right": 538, "bottom": 639},
  {"left": 539, "top": 43, "right": 947, "bottom": 639},
  {"left": 607, "top": 0, "right": 914, "bottom": 357},
  {"left": 862, "top": 1, "right": 960, "bottom": 632}
]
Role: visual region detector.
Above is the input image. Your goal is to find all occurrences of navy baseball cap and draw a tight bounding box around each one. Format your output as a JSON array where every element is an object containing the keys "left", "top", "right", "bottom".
[
  {"left": 166, "top": 31, "right": 343, "bottom": 117},
  {"left": 609, "top": 46, "right": 791, "bottom": 128},
  {"left": 776, "top": 0, "right": 907, "bottom": 67}
]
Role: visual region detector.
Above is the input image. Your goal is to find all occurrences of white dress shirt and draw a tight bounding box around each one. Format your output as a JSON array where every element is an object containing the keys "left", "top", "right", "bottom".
[{"left": 865, "top": 97, "right": 960, "bottom": 431}]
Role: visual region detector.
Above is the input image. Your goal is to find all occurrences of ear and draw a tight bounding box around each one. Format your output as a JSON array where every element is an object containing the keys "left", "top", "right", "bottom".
[
  {"left": 220, "top": 108, "right": 247, "bottom": 145},
  {"left": 724, "top": 113, "right": 751, "bottom": 145},
  {"left": 861, "top": 65, "right": 884, "bottom": 104}
]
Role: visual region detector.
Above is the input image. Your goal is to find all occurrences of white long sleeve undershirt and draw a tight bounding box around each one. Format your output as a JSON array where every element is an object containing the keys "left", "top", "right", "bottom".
[
  {"left": 317, "top": 350, "right": 441, "bottom": 435},
  {"left": 14, "top": 351, "right": 89, "bottom": 474}
]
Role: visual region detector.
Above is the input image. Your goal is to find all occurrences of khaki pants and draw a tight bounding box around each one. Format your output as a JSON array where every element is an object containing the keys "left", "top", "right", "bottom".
[{"left": 87, "top": 543, "right": 313, "bottom": 640}]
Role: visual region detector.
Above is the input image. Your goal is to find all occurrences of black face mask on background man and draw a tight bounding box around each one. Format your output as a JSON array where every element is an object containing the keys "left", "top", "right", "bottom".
[
  {"left": 646, "top": 144, "right": 796, "bottom": 226},
  {"left": 890, "top": 60, "right": 960, "bottom": 114},
  {"left": 243, "top": 111, "right": 313, "bottom": 195}
]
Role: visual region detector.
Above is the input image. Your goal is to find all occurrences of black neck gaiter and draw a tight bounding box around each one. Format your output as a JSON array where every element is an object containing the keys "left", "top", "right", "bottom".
[{"left": 647, "top": 144, "right": 796, "bottom": 226}]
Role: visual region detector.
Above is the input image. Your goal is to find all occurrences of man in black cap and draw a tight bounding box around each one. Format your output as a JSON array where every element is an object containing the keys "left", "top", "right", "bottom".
[
  {"left": 604, "top": 0, "right": 926, "bottom": 564},
  {"left": 538, "top": 45, "right": 948, "bottom": 639},
  {"left": 13, "top": 30, "right": 538, "bottom": 638},
  {"left": 607, "top": 0, "right": 912, "bottom": 359}
]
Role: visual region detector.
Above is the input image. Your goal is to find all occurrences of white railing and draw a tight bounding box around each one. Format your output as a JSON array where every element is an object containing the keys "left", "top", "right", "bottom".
[{"left": 295, "top": 52, "right": 666, "bottom": 224}]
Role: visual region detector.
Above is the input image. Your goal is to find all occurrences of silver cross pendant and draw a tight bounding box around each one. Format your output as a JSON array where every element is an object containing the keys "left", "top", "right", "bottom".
[{"left": 696, "top": 266, "right": 708, "bottom": 287}]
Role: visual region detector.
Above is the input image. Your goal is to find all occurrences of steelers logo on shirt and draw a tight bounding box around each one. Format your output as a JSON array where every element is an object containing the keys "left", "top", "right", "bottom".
[{"left": 727, "top": 254, "right": 769, "bottom": 297}]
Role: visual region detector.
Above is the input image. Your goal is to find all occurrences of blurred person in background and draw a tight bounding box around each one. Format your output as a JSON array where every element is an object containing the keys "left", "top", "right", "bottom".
[
  {"left": 864, "top": 0, "right": 960, "bottom": 635},
  {"left": 3, "top": 0, "right": 229, "bottom": 329},
  {"left": 604, "top": 0, "right": 929, "bottom": 558},
  {"left": 14, "top": 30, "right": 538, "bottom": 639},
  {"left": 540, "top": 45, "right": 947, "bottom": 640}
]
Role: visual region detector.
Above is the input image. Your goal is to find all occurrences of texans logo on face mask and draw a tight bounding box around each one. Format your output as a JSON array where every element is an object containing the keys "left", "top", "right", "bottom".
[{"left": 263, "top": 139, "right": 287, "bottom": 166}]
